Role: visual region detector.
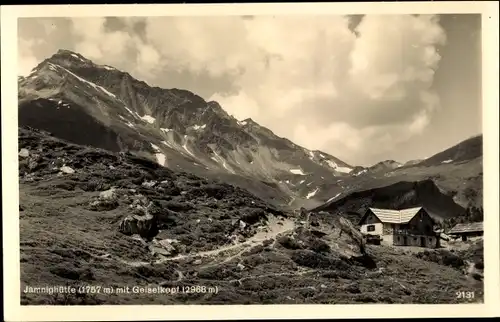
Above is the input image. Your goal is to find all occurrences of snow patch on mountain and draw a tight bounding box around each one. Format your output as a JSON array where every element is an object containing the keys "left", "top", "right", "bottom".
[
  {"left": 155, "top": 153, "right": 166, "bottom": 166},
  {"left": 353, "top": 169, "right": 367, "bottom": 176},
  {"left": 290, "top": 168, "right": 306, "bottom": 175},
  {"left": 192, "top": 124, "right": 206, "bottom": 130},
  {"left": 161, "top": 128, "right": 173, "bottom": 133},
  {"left": 70, "top": 54, "right": 85, "bottom": 63},
  {"left": 210, "top": 149, "right": 235, "bottom": 174},
  {"left": 140, "top": 115, "right": 156, "bottom": 124},
  {"left": 306, "top": 188, "right": 320, "bottom": 199},
  {"left": 442, "top": 159, "right": 453, "bottom": 164},
  {"left": 123, "top": 106, "right": 140, "bottom": 119},
  {"left": 182, "top": 135, "right": 195, "bottom": 157},
  {"left": 326, "top": 192, "right": 341, "bottom": 203},
  {"left": 161, "top": 140, "right": 171, "bottom": 147},
  {"left": 150, "top": 143, "right": 160, "bottom": 152},
  {"left": 49, "top": 63, "right": 117, "bottom": 99},
  {"left": 325, "top": 160, "right": 352, "bottom": 173}
]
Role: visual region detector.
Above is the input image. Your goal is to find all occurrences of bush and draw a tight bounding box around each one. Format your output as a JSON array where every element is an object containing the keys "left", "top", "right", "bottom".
[
  {"left": 197, "top": 264, "right": 238, "bottom": 280},
  {"left": 277, "top": 236, "right": 302, "bottom": 250},
  {"left": 415, "top": 249, "right": 465, "bottom": 269},
  {"left": 52, "top": 180, "right": 77, "bottom": 190},
  {"left": 134, "top": 263, "right": 176, "bottom": 279},
  {"left": 241, "top": 208, "right": 267, "bottom": 225},
  {"left": 49, "top": 264, "right": 94, "bottom": 281},
  {"left": 162, "top": 200, "right": 194, "bottom": 212},
  {"left": 309, "top": 239, "right": 331, "bottom": 254},
  {"left": 291, "top": 250, "right": 348, "bottom": 270},
  {"left": 78, "top": 178, "right": 111, "bottom": 192}
]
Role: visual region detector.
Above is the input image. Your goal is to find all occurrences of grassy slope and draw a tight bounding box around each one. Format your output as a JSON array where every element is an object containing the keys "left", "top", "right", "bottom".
[{"left": 18, "top": 128, "right": 483, "bottom": 305}]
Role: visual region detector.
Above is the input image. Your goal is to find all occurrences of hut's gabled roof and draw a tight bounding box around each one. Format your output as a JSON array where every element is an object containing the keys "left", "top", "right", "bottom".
[
  {"left": 359, "top": 207, "right": 423, "bottom": 225},
  {"left": 448, "top": 222, "right": 483, "bottom": 234}
]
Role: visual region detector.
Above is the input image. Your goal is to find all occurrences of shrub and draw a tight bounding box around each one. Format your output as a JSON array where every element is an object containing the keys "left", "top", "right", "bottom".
[
  {"left": 49, "top": 264, "right": 94, "bottom": 281},
  {"left": 241, "top": 208, "right": 267, "bottom": 225},
  {"left": 78, "top": 178, "right": 111, "bottom": 192},
  {"left": 309, "top": 239, "right": 331, "bottom": 254},
  {"left": 291, "top": 250, "right": 336, "bottom": 269},
  {"left": 53, "top": 180, "right": 77, "bottom": 191},
  {"left": 277, "top": 236, "right": 302, "bottom": 250},
  {"left": 197, "top": 264, "right": 238, "bottom": 280},
  {"left": 415, "top": 249, "right": 465, "bottom": 269}
]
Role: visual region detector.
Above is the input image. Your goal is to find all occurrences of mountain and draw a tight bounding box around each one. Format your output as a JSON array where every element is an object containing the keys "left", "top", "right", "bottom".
[
  {"left": 18, "top": 49, "right": 483, "bottom": 213},
  {"left": 18, "top": 49, "right": 355, "bottom": 205},
  {"left": 415, "top": 135, "right": 482, "bottom": 167},
  {"left": 366, "top": 160, "right": 403, "bottom": 174},
  {"left": 310, "top": 135, "right": 483, "bottom": 215},
  {"left": 311, "top": 179, "right": 467, "bottom": 223}
]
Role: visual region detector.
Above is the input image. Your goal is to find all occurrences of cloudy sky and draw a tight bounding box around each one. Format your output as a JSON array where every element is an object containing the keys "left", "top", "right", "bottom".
[{"left": 18, "top": 14, "right": 482, "bottom": 166}]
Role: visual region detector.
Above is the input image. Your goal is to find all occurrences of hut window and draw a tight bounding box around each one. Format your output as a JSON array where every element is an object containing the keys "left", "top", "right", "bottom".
[
  {"left": 413, "top": 238, "right": 417, "bottom": 241},
  {"left": 367, "top": 225, "right": 375, "bottom": 232}
]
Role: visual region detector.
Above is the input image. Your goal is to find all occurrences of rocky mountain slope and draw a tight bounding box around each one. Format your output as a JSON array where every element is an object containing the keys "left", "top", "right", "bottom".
[
  {"left": 18, "top": 49, "right": 482, "bottom": 216},
  {"left": 311, "top": 180, "right": 467, "bottom": 223},
  {"left": 309, "top": 135, "right": 483, "bottom": 213},
  {"left": 18, "top": 127, "right": 483, "bottom": 305},
  {"left": 18, "top": 49, "right": 355, "bottom": 205}
]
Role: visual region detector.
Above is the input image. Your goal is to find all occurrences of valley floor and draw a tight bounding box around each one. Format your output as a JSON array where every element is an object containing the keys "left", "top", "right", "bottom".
[{"left": 19, "top": 180, "right": 483, "bottom": 305}]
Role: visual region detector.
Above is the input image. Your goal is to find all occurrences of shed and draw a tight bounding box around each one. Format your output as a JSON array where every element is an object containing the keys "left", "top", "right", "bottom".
[{"left": 448, "top": 222, "right": 483, "bottom": 241}]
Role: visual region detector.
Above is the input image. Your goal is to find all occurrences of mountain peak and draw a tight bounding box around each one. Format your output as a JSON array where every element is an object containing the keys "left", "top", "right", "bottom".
[
  {"left": 56, "top": 48, "right": 78, "bottom": 55},
  {"left": 242, "top": 118, "right": 257, "bottom": 124},
  {"left": 53, "top": 49, "right": 88, "bottom": 61}
]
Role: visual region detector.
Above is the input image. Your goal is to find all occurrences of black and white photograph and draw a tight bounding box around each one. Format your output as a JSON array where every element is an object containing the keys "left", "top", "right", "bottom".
[{"left": 2, "top": 2, "right": 499, "bottom": 320}]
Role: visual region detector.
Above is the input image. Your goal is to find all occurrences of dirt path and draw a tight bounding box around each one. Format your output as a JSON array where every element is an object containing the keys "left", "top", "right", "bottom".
[
  {"left": 71, "top": 215, "right": 296, "bottom": 268},
  {"left": 156, "top": 215, "right": 295, "bottom": 264}
]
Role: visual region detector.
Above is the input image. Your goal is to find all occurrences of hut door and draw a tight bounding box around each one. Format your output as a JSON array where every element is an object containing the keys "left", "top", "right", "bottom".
[{"left": 420, "top": 237, "right": 426, "bottom": 247}]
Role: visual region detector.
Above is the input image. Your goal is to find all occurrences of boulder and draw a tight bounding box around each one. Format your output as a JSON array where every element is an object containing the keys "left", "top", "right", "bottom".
[
  {"left": 153, "top": 239, "right": 179, "bottom": 256},
  {"left": 99, "top": 188, "right": 117, "bottom": 200},
  {"left": 130, "top": 194, "right": 148, "bottom": 207},
  {"left": 142, "top": 180, "right": 157, "bottom": 188},
  {"left": 88, "top": 198, "right": 119, "bottom": 211},
  {"left": 149, "top": 245, "right": 175, "bottom": 257},
  {"left": 19, "top": 148, "right": 30, "bottom": 158},
  {"left": 60, "top": 166, "right": 75, "bottom": 174},
  {"left": 119, "top": 213, "right": 158, "bottom": 238}
]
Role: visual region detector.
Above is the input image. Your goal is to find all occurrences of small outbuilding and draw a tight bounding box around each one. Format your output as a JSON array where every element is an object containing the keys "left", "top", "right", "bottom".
[{"left": 448, "top": 222, "right": 483, "bottom": 241}]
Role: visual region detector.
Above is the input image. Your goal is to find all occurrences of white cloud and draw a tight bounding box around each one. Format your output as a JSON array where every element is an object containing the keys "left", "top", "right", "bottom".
[
  {"left": 18, "top": 38, "right": 40, "bottom": 76},
  {"left": 17, "top": 14, "right": 447, "bottom": 165}
]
